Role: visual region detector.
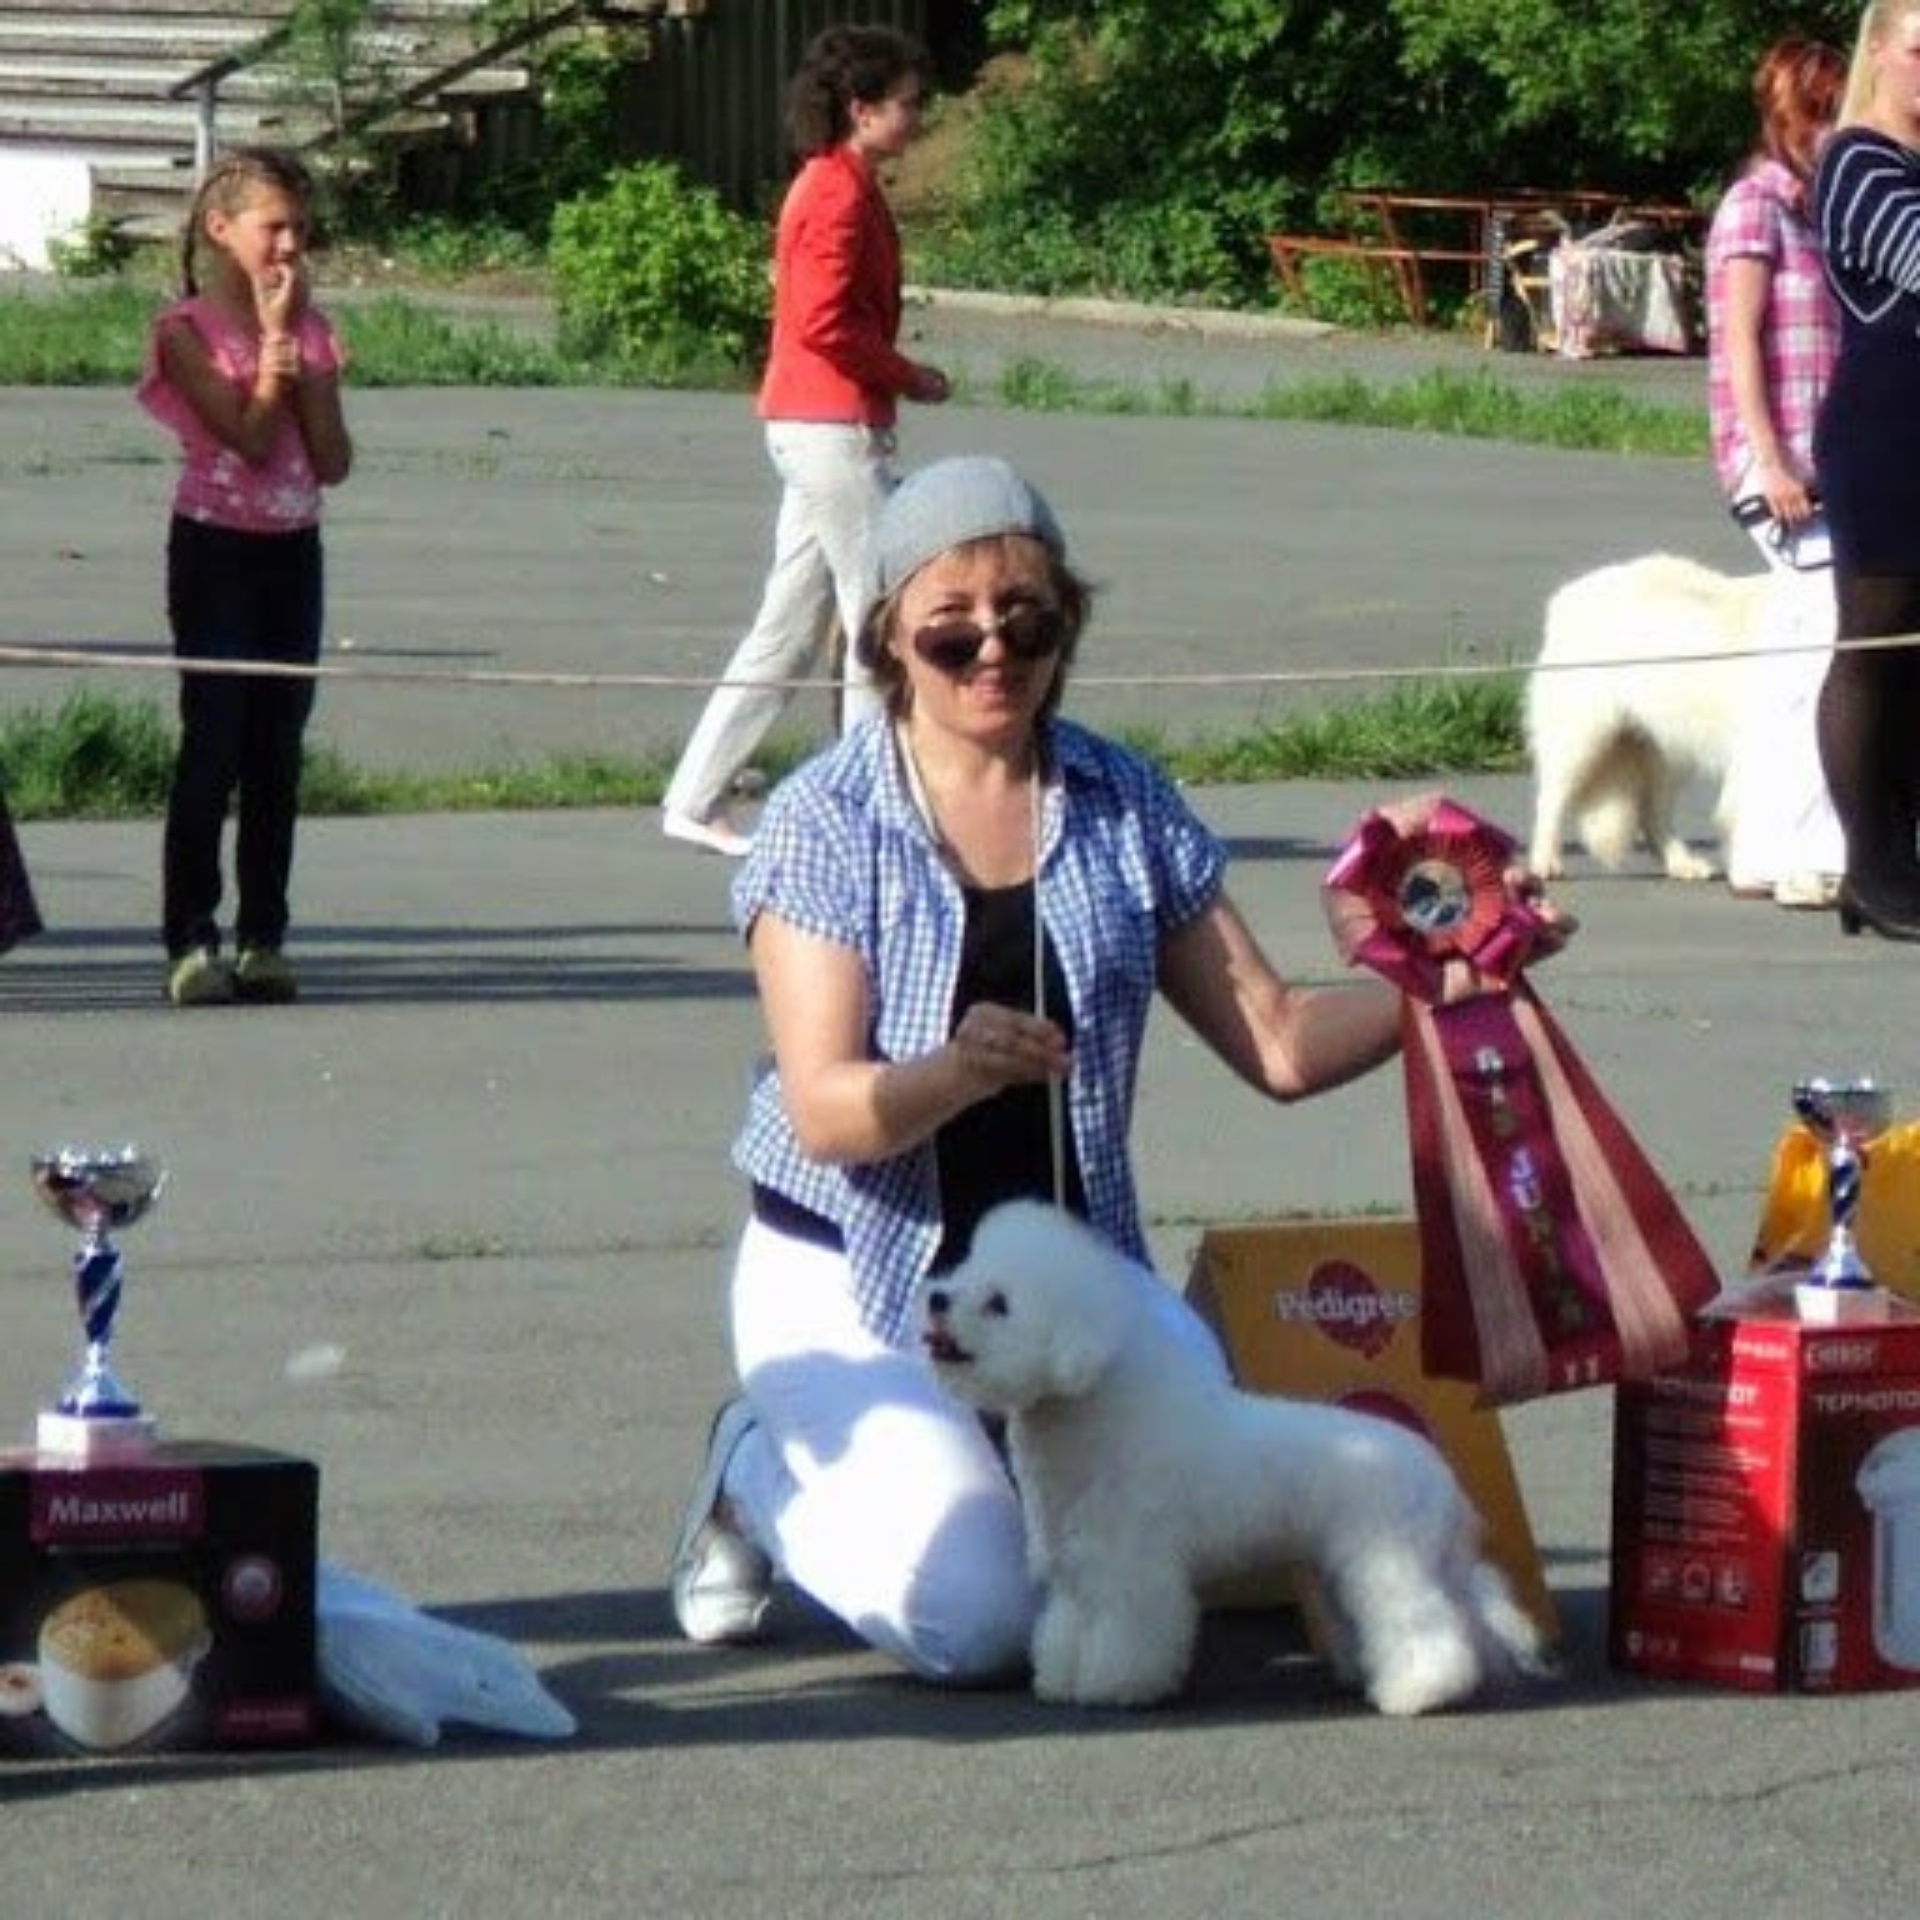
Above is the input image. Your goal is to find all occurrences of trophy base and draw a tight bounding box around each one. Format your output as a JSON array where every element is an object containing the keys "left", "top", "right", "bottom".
[
  {"left": 35, "top": 1409, "right": 158, "bottom": 1461},
  {"left": 1794, "top": 1281, "right": 1893, "bottom": 1326}
]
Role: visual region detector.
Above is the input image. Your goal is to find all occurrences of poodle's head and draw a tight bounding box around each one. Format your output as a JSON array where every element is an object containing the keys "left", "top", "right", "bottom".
[{"left": 918, "top": 1201, "right": 1133, "bottom": 1414}]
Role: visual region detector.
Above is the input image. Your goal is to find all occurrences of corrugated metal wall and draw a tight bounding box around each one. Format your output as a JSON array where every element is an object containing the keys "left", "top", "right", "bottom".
[{"left": 624, "top": 0, "right": 929, "bottom": 214}]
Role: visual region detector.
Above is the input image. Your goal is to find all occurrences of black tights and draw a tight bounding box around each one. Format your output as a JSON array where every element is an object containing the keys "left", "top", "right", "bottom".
[{"left": 1821, "top": 572, "right": 1920, "bottom": 897}]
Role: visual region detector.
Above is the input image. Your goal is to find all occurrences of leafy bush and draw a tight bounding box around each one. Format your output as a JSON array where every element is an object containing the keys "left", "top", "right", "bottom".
[
  {"left": 46, "top": 214, "right": 138, "bottom": 280},
  {"left": 1280, "top": 256, "right": 1412, "bottom": 330},
  {"left": 548, "top": 161, "right": 770, "bottom": 372}
]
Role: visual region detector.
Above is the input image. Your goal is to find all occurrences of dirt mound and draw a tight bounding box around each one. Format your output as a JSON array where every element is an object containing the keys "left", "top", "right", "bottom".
[{"left": 885, "top": 52, "right": 1027, "bottom": 220}]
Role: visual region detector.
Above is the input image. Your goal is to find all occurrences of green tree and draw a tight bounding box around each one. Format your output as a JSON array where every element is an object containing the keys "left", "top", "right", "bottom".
[
  {"left": 1391, "top": 0, "right": 1860, "bottom": 170},
  {"left": 941, "top": 0, "right": 1864, "bottom": 307}
]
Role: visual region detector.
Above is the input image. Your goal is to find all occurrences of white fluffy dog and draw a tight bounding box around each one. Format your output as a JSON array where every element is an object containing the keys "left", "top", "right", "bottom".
[
  {"left": 1526, "top": 552, "right": 1766, "bottom": 881},
  {"left": 920, "top": 1201, "right": 1548, "bottom": 1716}
]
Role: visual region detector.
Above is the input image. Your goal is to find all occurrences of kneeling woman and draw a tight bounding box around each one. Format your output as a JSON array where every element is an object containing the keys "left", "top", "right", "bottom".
[{"left": 668, "top": 455, "right": 1570, "bottom": 1681}]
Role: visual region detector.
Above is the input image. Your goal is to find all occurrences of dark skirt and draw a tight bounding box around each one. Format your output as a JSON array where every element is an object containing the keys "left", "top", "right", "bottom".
[
  {"left": 1815, "top": 349, "right": 1920, "bottom": 577},
  {"left": 0, "top": 790, "right": 42, "bottom": 953}
]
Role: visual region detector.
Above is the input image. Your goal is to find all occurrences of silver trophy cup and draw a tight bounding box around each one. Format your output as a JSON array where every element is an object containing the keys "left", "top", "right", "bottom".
[
  {"left": 32, "top": 1146, "right": 166, "bottom": 1457},
  {"left": 1790, "top": 1078, "right": 1893, "bottom": 1324}
]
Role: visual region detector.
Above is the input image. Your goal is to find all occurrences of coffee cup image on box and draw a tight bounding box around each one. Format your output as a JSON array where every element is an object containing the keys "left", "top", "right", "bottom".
[
  {"left": 29, "top": 1579, "right": 211, "bottom": 1749},
  {"left": 1857, "top": 1428, "right": 1920, "bottom": 1672}
]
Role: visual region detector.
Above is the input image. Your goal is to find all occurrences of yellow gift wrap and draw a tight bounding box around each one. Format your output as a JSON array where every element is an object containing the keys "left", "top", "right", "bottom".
[{"left": 1749, "top": 1121, "right": 1920, "bottom": 1298}]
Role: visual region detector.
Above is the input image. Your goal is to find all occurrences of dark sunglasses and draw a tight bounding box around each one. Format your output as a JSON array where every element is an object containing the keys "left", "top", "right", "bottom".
[{"left": 909, "top": 604, "right": 1067, "bottom": 675}]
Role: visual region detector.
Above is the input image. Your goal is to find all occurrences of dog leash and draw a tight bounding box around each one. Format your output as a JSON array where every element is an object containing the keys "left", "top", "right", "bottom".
[{"left": 1033, "top": 765, "right": 1067, "bottom": 1208}]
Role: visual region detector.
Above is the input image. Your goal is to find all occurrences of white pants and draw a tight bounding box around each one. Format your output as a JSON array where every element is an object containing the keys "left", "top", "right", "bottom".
[
  {"left": 1722, "top": 489, "right": 1845, "bottom": 889},
  {"left": 661, "top": 423, "right": 894, "bottom": 825},
  {"left": 722, "top": 1218, "right": 1035, "bottom": 1683},
  {"left": 720, "top": 1214, "right": 1228, "bottom": 1683}
]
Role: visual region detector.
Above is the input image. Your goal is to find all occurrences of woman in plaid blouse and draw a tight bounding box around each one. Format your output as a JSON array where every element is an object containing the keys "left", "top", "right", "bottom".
[{"left": 666, "top": 456, "right": 1572, "bottom": 1683}]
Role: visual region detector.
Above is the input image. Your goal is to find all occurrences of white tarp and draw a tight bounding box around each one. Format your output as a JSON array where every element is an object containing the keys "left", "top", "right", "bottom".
[{"left": 0, "top": 154, "right": 93, "bottom": 272}]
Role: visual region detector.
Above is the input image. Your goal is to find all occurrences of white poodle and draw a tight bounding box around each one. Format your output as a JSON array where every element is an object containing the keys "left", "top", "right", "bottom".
[{"left": 920, "top": 1201, "right": 1550, "bottom": 1716}]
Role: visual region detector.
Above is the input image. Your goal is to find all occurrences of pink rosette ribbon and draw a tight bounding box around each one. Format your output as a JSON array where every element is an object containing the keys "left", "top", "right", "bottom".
[
  {"left": 1321, "top": 793, "right": 1541, "bottom": 1001},
  {"left": 1322, "top": 793, "right": 1717, "bottom": 1405}
]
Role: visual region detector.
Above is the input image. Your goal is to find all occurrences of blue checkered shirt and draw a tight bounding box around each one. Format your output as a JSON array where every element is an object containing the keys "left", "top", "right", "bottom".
[{"left": 730, "top": 714, "right": 1226, "bottom": 1347}]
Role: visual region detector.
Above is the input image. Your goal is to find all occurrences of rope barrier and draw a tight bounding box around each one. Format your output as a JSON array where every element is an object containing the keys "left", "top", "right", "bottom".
[{"left": 0, "top": 630, "right": 1913, "bottom": 696}]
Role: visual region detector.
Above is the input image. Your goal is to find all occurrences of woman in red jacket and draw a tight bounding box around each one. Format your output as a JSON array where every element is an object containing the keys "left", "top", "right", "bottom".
[{"left": 661, "top": 25, "right": 950, "bottom": 858}]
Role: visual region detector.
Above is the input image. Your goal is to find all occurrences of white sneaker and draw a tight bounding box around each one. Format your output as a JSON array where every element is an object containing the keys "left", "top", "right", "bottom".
[
  {"left": 670, "top": 1398, "right": 773, "bottom": 1644},
  {"left": 662, "top": 810, "right": 753, "bottom": 859}
]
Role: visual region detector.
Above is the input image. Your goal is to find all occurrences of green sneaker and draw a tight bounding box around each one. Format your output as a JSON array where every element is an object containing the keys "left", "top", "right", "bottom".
[
  {"left": 167, "top": 947, "right": 235, "bottom": 1007},
  {"left": 233, "top": 946, "right": 299, "bottom": 1004}
]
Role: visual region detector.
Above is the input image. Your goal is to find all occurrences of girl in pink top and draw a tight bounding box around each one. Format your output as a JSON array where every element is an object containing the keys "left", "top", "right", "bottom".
[{"left": 138, "top": 147, "right": 352, "bottom": 1006}]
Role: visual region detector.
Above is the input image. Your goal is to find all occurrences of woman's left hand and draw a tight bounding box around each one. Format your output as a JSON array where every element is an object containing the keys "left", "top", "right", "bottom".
[
  {"left": 1439, "top": 864, "right": 1577, "bottom": 1003},
  {"left": 949, "top": 1000, "right": 1071, "bottom": 1093}
]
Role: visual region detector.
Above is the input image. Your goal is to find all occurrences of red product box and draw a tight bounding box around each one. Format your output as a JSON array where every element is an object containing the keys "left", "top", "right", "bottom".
[
  {"left": 0, "top": 1440, "right": 318, "bottom": 1754},
  {"left": 1611, "top": 1292, "right": 1920, "bottom": 1692}
]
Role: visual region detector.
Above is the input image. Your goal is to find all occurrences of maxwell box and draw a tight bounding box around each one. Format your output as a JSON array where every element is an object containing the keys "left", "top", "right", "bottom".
[
  {"left": 1611, "top": 1291, "right": 1920, "bottom": 1692},
  {"left": 0, "top": 1441, "right": 318, "bottom": 1754}
]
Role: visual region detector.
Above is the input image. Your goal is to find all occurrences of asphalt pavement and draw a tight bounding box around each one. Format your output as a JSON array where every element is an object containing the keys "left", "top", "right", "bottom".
[
  {"left": 0, "top": 288, "right": 1738, "bottom": 778},
  {"left": 1, "top": 301, "right": 1914, "bottom": 1919}
]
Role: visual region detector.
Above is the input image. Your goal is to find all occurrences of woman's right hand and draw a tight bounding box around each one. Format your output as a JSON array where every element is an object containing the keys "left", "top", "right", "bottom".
[
  {"left": 906, "top": 361, "right": 951, "bottom": 405},
  {"left": 254, "top": 261, "right": 305, "bottom": 335},
  {"left": 1754, "top": 455, "right": 1817, "bottom": 527}
]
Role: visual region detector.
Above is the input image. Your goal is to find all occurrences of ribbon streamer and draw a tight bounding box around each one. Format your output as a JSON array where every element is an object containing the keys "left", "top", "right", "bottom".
[{"left": 1324, "top": 792, "right": 1718, "bottom": 1404}]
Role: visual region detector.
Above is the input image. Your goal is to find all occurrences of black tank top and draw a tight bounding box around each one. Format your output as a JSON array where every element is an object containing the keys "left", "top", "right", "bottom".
[{"left": 931, "top": 881, "right": 1087, "bottom": 1272}]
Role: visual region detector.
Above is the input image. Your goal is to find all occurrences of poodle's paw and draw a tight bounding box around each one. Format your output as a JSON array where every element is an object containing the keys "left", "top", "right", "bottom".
[
  {"left": 1364, "top": 1638, "right": 1480, "bottom": 1718},
  {"left": 1033, "top": 1601, "right": 1190, "bottom": 1708},
  {"left": 1033, "top": 1655, "right": 1184, "bottom": 1709}
]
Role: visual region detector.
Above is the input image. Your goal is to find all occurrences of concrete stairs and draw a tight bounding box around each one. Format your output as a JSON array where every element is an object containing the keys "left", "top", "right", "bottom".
[{"left": 0, "top": 0, "right": 582, "bottom": 242}]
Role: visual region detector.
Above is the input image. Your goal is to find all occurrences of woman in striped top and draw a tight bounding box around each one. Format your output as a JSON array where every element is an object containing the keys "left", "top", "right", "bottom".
[{"left": 1812, "top": 1, "right": 1920, "bottom": 939}]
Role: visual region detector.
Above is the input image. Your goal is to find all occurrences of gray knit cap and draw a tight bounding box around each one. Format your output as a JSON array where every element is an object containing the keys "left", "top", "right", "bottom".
[{"left": 855, "top": 456, "right": 1067, "bottom": 658}]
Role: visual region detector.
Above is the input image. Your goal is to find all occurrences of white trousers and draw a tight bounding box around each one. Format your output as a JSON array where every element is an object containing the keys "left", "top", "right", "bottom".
[
  {"left": 1722, "top": 491, "right": 1845, "bottom": 889},
  {"left": 661, "top": 423, "right": 895, "bottom": 825},
  {"left": 723, "top": 1218, "right": 1035, "bottom": 1683},
  {"left": 720, "top": 1214, "right": 1228, "bottom": 1684}
]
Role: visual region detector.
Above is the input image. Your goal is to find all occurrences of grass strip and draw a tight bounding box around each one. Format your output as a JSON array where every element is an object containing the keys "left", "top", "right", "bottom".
[
  {"left": 0, "top": 285, "right": 1701, "bottom": 458},
  {"left": 0, "top": 679, "right": 1523, "bottom": 822}
]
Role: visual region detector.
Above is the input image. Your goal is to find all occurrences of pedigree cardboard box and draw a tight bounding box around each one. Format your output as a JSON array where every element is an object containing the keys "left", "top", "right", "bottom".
[
  {"left": 1611, "top": 1291, "right": 1920, "bottom": 1692},
  {"left": 1184, "top": 1216, "right": 1557, "bottom": 1643},
  {"left": 0, "top": 1441, "right": 318, "bottom": 1755}
]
